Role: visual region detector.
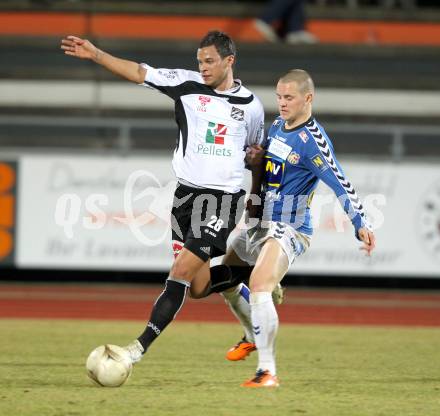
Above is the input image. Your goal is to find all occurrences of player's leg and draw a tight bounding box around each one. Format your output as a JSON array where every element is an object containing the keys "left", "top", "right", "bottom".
[
  {"left": 189, "top": 228, "right": 283, "bottom": 361},
  {"left": 217, "top": 247, "right": 256, "bottom": 360},
  {"left": 125, "top": 183, "right": 206, "bottom": 363},
  {"left": 187, "top": 261, "right": 211, "bottom": 299},
  {"left": 189, "top": 244, "right": 251, "bottom": 299},
  {"left": 185, "top": 243, "right": 257, "bottom": 361},
  {"left": 183, "top": 188, "right": 258, "bottom": 360},
  {"left": 188, "top": 261, "right": 246, "bottom": 299},
  {"left": 221, "top": 228, "right": 284, "bottom": 362},
  {"left": 187, "top": 186, "right": 246, "bottom": 300},
  {"left": 128, "top": 186, "right": 247, "bottom": 362},
  {"left": 189, "top": 245, "right": 285, "bottom": 304},
  {"left": 241, "top": 237, "right": 288, "bottom": 388},
  {"left": 126, "top": 247, "right": 208, "bottom": 362}
]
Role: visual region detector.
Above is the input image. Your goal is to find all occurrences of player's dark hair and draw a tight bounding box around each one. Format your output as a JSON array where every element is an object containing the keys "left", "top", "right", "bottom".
[{"left": 199, "top": 30, "right": 236, "bottom": 59}]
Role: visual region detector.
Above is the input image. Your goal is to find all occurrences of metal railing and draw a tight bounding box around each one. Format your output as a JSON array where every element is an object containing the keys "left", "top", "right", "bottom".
[{"left": 0, "top": 115, "right": 439, "bottom": 161}]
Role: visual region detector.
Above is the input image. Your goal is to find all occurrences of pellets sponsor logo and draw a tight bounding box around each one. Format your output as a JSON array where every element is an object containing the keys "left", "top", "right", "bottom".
[
  {"left": 205, "top": 122, "right": 227, "bottom": 145},
  {"left": 196, "top": 144, "right": 232, "bottom": 157},
  {"left": 196, "top": 122, "right": 233, "bottom": 156}
]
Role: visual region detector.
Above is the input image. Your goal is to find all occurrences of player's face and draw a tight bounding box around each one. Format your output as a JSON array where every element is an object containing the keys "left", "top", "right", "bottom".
[
  {"left": 276, "top": 81, "right": 312, "bottom": 125},
  {"left": 197, "top": 45, "right": 234, "bottom": 89}
]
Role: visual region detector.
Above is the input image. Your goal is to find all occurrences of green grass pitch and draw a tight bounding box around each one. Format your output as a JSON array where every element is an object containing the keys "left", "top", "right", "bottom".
[{"left": 0, "top": 319, "right": 439, "bottom": 416}]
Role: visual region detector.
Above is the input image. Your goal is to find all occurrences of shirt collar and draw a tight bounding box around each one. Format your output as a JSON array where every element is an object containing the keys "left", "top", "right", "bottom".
[{"left": 216, "top": 79, "right": 242, "bottom": 94}]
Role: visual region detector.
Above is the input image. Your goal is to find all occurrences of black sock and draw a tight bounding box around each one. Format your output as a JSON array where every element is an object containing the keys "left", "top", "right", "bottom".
[
  {"left": 137, "top": 278, "right": 189, "bottom": 352},
  {"left": 208, "top": 265, "right": 253, "bottom": 294},
  {"left": 229, "top": 265, "right": 252, "bottom": 286}
]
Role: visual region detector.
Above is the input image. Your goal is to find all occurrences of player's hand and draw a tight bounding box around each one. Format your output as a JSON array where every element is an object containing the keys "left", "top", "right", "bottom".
[
  {"left": 245, "top": 145, "right": 265, "bottom": 168},
  {"left": 358, "top": 227, "right": 376, "bottom": 256},
  {"left": 61, "top": 35, "right": 98, "bottom": 60},
  {"left": 245, "top": 196, "right": 260, "bottom": 219}
]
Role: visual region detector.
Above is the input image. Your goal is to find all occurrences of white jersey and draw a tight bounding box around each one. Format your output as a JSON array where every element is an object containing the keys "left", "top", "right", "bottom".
[{"left": 140, "top": 64, "right": 265, "bottom": 193}]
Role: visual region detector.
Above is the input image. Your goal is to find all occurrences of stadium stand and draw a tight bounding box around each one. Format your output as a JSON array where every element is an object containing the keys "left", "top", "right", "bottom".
[{"left": 0, "top": 1, "right": 439, "bottom": 156}]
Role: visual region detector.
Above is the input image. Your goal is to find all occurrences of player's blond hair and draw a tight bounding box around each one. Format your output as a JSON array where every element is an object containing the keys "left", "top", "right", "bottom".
[{"left": 279, "top": 69, "right": 314, "bottom": 95}]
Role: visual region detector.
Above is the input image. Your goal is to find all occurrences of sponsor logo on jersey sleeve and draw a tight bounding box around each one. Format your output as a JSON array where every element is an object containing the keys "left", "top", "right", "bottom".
[
  {"left": 310, "top": 154, "right": 329, "bottom": 172},
  {"left": 287, "top": 151, "right": 300, "bottom": 165},
  {"left": 265, "top": 156, "right": 284, "bottom": 188},
  {"left": 299, "top": 130, "right": 309, "bottom": 143},
  {"left": 158, "top": 69, "right": 177, "bottom": 79},
  {"left": 230, "top": 106, "right": 244, "bottom": 121}
]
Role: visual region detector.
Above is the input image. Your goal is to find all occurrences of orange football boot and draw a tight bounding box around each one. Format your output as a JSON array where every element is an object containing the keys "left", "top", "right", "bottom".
[
  {"left": 226, "top": 338, "right": 256, "bottom": 361},
  {"left": 241, "top": 369, "right": 279, "bottom": 388}
]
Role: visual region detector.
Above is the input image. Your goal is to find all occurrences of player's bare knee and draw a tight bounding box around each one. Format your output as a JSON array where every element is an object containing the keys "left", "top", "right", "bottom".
[
  {"left": 249, "top": 283, "right": 268, "bottom": 293},
  {"left": 170, "top": 259, "right": 195, "bottom": 282},
  {"left": 249, "top": 277, "right": 277, "bottom": 293}
]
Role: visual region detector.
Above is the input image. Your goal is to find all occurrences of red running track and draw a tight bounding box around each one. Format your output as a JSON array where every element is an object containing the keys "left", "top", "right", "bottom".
[{"left": 1, "top": 283, "right": 440, "bottom": 327}]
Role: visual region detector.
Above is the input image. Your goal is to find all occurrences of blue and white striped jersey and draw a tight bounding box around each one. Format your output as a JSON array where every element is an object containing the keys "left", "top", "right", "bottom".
[{"left": 261, "top": 116, "right": 369, "bottom": 237}]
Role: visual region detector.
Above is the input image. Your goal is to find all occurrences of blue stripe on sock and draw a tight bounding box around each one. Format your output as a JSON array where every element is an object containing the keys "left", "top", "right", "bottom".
[{"left": 239, "top": 284, "right": 250, "bottom": 303}]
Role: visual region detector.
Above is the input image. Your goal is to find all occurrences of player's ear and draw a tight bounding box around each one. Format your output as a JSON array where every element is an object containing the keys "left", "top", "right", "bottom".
[
  {"left": 226, "top": 55, "right": 235, "bottom": 67},
  {"left": 305, "top": 92, "right": 313, "bottom": 104}
]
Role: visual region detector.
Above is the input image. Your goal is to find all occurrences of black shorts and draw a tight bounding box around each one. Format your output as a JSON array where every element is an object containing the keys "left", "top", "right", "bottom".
[{"left": 171, "top": 183, "right": 246, "bottom": 261}]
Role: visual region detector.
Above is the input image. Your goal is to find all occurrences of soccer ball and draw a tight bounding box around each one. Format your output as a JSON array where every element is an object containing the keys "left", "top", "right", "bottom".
[{"left": 86, "top": 344, "right": 133, "bottom": 387}]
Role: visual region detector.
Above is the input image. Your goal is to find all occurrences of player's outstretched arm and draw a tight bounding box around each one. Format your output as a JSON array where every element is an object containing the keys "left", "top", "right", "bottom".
[
  {"left": 358, "top": 227, "right": 376, "bottom": 256},
  {"left": 60, "top": 35, "right": 146, "bottom": 84}
]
